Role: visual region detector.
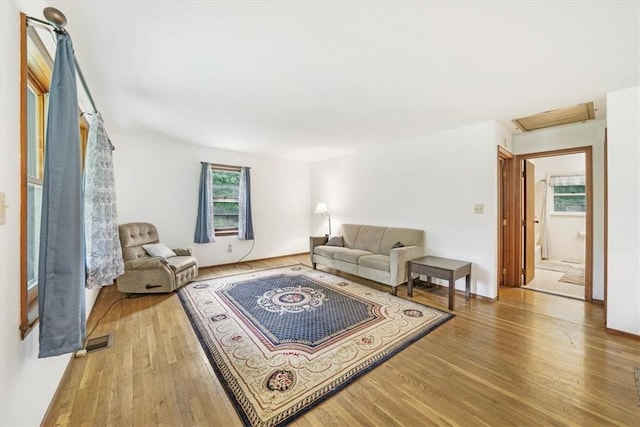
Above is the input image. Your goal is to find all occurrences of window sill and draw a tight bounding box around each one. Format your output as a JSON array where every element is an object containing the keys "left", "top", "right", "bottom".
[
  {"left": 550, "top": 212, "right": 585, "bottom": 217},
  {"left": 215, "top": 230, "right": 238, "bottom": 237}
]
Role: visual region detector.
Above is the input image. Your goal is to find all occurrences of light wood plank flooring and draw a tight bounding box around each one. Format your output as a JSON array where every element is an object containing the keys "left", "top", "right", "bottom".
[{"left": 44, "top": 254, "right": 640, "bottom": 426}]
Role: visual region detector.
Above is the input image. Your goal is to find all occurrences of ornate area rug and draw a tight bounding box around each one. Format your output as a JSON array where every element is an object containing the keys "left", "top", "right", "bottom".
[{"left": 178, "top": 264, "right": 452, "bottom": 427}]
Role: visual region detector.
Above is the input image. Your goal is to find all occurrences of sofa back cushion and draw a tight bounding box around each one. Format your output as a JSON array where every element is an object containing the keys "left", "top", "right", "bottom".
[
  {"left": 379, "top": 227, "right": 425, "bottom": 255},
  {"left": 340, "top": 224, "right": 362, "bottom": 249},
  {"left": 337, "top": 224, "right": 425, "bottom": 255},
  {"left": 354, "top": 225, "right": 387, "bottom": 253}
]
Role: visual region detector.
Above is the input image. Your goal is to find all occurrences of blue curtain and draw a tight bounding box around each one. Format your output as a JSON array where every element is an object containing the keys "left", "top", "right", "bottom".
[
  {"left": 194, "top": 162, "right": 215, "bottom": 243},
  {"left": 238, "top": 167, "right": 254, "bottom": 240},
  {"left": 84, "top": 113, "right": 124, "bottom": 288},
  {"left": 38, "top": 33, "right": 86, "bottom": 358}
]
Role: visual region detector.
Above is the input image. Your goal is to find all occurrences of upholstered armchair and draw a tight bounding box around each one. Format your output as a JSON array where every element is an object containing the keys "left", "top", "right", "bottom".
[{"left": 117, "top": 222, "right": 198, "bottom": 293}]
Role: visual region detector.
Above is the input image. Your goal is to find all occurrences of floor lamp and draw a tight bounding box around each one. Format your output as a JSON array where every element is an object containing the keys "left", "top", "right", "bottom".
[{"left": 314, "top": 202, "right": 331, "bottom": 236}]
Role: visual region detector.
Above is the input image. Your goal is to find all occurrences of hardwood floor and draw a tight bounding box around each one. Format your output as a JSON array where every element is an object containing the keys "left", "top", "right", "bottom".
[{"left": 44, "top": 254, "right": 640, "bottom": 426}]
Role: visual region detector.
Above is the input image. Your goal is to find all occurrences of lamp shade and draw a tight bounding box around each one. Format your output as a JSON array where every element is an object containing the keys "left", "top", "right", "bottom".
[{"left": 314, "top": 202, "right": 329, "bottom": 214}]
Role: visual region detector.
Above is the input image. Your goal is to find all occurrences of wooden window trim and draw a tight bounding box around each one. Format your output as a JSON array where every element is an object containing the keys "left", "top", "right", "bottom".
[{"left": 20, "top": 13, "right": 47, "bottom": 338}]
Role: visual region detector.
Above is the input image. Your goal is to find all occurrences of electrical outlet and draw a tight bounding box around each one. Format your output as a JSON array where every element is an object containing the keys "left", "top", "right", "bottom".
[
  {"left": 227, "top": 244, "right": 233, "bottom": 253},
  {"left": 473, "top": 204, "right": 485, "bottom": 214}
]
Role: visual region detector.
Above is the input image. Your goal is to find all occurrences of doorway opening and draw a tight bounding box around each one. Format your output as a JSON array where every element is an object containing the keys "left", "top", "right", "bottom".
[
  {"left": 502, "top": 146, "right": 593, "bottom": 302},
  {"left": 521, "top": 153, "right": 587, "bottom": 300}
]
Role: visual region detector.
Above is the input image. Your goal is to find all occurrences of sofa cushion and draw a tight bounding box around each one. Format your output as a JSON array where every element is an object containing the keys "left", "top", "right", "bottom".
[
  {"left": 333, "top": 249, "right": 374, "bottom": 264},
  {"left": 314, "top": 245, "right": 351, "bottom": 259},
  {"left": 340, "top": 224, "right": 361, "bottom": 249},
  {"left": 358, "top": 254, "right": 390, "bottom": 272},
  {"left": 380, "top": 227, "right": 425, "bottom": 255},
  {"left": 354, "top": 225, "right": 386, "bottom": 253}
]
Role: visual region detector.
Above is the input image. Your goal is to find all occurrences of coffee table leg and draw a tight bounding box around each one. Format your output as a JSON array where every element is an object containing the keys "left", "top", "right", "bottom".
[
  {"left": 449, "top": 279, "right": 455, "bottom": 310},
  {"left": 407, "top": 265, "right": 413, "bottom": 297}
]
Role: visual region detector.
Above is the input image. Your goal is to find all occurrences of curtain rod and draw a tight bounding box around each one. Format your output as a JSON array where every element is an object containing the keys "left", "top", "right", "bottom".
[{"left": 26, "top": 15, "right": 98, "bottom": 114}]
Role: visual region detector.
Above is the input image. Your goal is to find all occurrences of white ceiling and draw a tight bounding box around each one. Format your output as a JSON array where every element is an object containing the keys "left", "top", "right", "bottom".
[{"left": 48, "top": 1, "right": 639, "bottom": 161}]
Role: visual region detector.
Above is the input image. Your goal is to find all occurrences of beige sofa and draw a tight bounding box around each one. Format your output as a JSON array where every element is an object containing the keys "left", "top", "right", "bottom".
[{"left": 310, "top": 224, "right": 425, "bottom": 294}]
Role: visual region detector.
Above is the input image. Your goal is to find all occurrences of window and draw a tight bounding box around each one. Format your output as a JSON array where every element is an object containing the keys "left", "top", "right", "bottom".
[
  {"left": 211, "top": 165, "right": 241, "bottom": 235},
  {"left": 20, "top": 16, "right": 90, "bottom": 338},
  {"left": 20, "top": 19, "right": 52, "bottom": 338},
  {"left": 550, "top": 175, "right": 586, "bottom": 213}
]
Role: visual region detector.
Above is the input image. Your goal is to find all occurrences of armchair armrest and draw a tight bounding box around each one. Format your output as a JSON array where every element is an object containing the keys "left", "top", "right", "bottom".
[
  {"left": 126, "top": 257, "right": 167, "bottom": 270},
  {"left": 172, "top": 247, "right": 193, "bottom": 256}
]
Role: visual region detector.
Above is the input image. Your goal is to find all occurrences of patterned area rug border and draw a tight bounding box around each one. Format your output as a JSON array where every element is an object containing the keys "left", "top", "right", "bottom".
[{"left": 178, "top": 264, "right": 453, "bottom": 427}]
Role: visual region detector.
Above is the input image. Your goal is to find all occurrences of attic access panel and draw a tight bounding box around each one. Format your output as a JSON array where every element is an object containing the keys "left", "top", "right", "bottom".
[{"left": 512, "top": 102, "right": 595, "bottom": 132}]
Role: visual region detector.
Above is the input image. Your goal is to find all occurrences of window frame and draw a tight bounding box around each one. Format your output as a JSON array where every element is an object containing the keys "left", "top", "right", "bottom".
[
  {"left": 211, "top": 164, "right": 241, "bottom": 237},
  {"left": 549, "top": 174, "right": 587, "bottom": 216},
  {"left": 20, "top": 16, "right": 52, "bottom": 338}
]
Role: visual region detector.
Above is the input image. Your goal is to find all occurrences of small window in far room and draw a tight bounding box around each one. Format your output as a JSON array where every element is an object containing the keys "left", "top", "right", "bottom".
[
  {"left": 211, "top": 165, "right": 241, "bottom": 235},
  {"left": 550, "top": 174, "right": 586, "bottom": 213}
]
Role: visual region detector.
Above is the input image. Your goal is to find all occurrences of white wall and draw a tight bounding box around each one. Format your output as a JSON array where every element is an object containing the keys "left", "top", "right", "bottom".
[
  {"left": 311, "top": 121, "right": 501, "bottom": 299},
  {"left": 606, "top": 86, "right": 640, "bottom": 336},
  {"left": 0, "top": 1, "right": 101, "bottom": 425},
  {"left": 531, "top": 154, "right": 586, "bottom": 263},
  {"left": 512, "top": 120, "right": 606, "bottom": 300},
  {"left": 111, "top": 133, "right": 311, "bottom": 267}
]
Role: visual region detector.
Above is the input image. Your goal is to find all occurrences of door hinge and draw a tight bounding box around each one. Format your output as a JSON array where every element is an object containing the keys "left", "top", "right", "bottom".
[
  {"left": 502, "top": 219, "right": 507, "bottom": 226},
  {"left": 502, "top": 268, "right": 507, "bottom": 275},
  {"left": 502, "top": 171, "right": 507, "bottom": 178},
  {"left": 522, "top": 171, "right": 526, "bottom": 178},
  {"left": 521, "top": 268, "right": 526, "bottom": 274}
]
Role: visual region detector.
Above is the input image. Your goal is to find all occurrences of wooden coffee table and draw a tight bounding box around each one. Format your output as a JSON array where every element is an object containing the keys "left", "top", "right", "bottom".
[{"left": 407, "top": 256, "right": 472, "bottom": 310}]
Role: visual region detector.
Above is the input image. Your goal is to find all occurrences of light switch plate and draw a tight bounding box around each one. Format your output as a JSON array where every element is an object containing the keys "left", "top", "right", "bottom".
[
  {"left": 0, "top": 192, "right": 6, "bottom": 225},
  {"left": 473, "top": 204, "right": 484, "bottom": 214}
]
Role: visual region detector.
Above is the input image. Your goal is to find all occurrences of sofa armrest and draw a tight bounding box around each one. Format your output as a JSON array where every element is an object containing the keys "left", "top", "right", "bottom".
[
  {"left": 389, "top": 246, "right": 426, "bottom": 286},
  {"left": 126, "top": 257, "right": 167, "bottom": 270},
  {"left": 310, "top": 235, "right": 328, "bottom": 253},
  {"left": 309, "top": 236, "right": 328, "bottom": 268},
  {"left": 172, "top": 247, "right": 193, "bottom": 256}
]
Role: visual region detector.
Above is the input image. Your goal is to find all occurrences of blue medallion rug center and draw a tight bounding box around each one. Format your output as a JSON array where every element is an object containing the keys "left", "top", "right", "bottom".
[
  {"left": 221, "top": 274, "right": 380, "bottom": 351},
  {"left": 179, "top": 265, "right": 453, "bottom": 427}
]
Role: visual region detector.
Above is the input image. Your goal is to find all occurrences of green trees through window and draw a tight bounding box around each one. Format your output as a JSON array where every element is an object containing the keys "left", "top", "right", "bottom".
[
  {"left": 212, "top": 169, "right": 240, "bottom": 231},
  {"left": 553, "top": 184, "right": 586, "bottom": 213}
]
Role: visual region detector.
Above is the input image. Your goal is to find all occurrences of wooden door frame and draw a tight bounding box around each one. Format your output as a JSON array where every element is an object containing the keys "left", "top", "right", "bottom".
[
  {"left": 498, "top": 147, "right": 519, "bottom": 290},
  {"left": 510, "top": 146, "right": 593, "bottom": 302}
]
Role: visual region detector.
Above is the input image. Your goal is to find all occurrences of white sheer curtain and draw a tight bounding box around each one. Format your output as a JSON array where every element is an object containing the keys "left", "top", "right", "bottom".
[
  {"left": 549, "top": 174, "right": 585, "bottom": 186},
  {"left": 535, "top": 179, "right": 550, "bottom": 259},
  {"left": 84, "top": 112, "right": 124, "bottom": 289}
]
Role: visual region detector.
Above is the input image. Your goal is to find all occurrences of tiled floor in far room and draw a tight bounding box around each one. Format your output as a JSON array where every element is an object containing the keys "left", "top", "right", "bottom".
[{"left": 523, "top": 260, "right": 585, "bottom": 300}]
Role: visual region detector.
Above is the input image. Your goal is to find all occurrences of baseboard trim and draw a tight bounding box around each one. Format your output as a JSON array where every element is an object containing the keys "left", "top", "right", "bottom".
[
  {"left": 199, "top": 252, "right": 309, "bottom": 270},
  {"left": 605, "top": 327, "right": 640, "bottom": 341}
]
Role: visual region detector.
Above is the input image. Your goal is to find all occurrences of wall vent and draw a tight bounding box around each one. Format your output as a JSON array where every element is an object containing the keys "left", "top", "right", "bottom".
[{"left": 512, "top": 102, "right": 595, "bottom": 132}]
